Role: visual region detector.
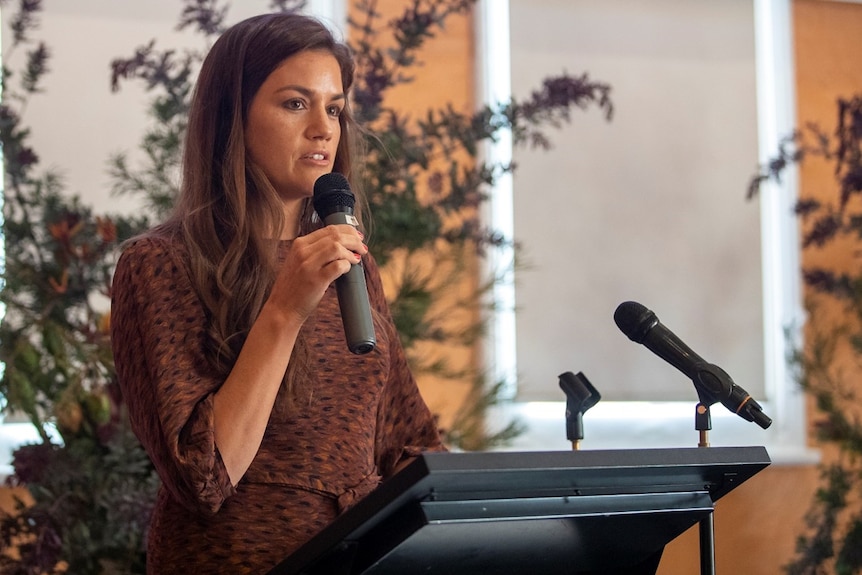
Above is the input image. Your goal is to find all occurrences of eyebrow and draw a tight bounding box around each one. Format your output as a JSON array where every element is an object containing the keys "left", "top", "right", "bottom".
[{"left": 275, "top": 85, "right": 346, "bottom": 102}]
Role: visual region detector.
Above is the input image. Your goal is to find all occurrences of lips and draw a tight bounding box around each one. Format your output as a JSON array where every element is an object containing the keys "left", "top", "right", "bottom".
[{"left": 302, "top": 151, "right": 329, "bottom": 161}]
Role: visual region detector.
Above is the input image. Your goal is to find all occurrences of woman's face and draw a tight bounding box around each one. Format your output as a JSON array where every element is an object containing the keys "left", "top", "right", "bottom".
[{"left": 245, "top": 49, "right": 344, "bottom": 204}]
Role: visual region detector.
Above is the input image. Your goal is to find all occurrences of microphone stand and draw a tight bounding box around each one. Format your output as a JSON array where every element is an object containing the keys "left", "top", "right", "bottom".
[
  {"left": 558, "top": 371, "right": 601, "bottom": 450},
  {"left": 689, "top": 362, "right": 772, "bottom": 575},
  {"left": 695, "top": 402, "right": 716, "bottom": 575}
]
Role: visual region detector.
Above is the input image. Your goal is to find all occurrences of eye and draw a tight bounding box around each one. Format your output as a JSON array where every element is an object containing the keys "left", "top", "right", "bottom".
[
  {"left": 283, "top": 98, "right": 306, "bottom": 111},
  {"left": 327, "top": 104, "right": 343, "bottom": 118}
]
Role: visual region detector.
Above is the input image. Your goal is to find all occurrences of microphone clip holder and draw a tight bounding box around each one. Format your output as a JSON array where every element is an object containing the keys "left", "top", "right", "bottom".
[
  {"left": 689, "top": 361, "right": 772, "bottom": 430},
  {"left": 695, "top": 402, "right": 712, "bottom": 448},
  {"left": 558, "top": 371, "right": 601, "bottom": 450},
  {"left": 689, "top": 362, "right": 733, "bottom": 448},
  {"left": 691, "top": 362, "right": 733, "bottom": 408}
]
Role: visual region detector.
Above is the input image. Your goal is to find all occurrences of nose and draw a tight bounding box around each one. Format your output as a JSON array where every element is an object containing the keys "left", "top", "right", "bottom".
[{"left": 307, "top": 106, "right": 334, "bottom": 140}]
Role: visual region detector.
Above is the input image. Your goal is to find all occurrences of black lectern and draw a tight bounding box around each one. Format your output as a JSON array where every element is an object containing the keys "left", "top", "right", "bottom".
[{"left": 268, "top": 446, "right": 770, "bottom": 575}]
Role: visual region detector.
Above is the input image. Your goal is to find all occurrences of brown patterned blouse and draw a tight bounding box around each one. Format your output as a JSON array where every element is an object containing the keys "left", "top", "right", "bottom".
[{"left": 111, "top": 231, "right": 445, "bottom": 574}]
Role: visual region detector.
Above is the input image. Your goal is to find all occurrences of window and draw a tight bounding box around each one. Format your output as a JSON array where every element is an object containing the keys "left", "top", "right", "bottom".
[{"left": 478, "top": 0, "right": 813, "bottom": 461}]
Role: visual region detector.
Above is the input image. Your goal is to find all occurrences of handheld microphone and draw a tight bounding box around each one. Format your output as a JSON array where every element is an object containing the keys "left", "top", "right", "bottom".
[
  {"left": 313, "top": 173, "right": 377, "bottom": 355},
  {"left": 613, "top": 300, "right": 771, "bottom": 429}
]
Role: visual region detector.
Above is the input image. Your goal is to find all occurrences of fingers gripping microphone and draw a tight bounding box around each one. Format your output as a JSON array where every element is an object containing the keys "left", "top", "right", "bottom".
[
  {"left": 613, "top": 301, "right": 772, "bottom": 429},
  {"left": 313, "top": 173, "right": 377, "bottom": 355}
]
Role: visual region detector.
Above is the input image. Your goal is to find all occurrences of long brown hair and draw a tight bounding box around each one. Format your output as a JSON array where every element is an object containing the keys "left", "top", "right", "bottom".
[{"left": 161, "top": 13, "right": 362, "bottom": 387}]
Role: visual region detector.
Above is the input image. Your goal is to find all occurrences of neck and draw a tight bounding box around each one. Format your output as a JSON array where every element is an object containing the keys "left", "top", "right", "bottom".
[{"left": 281, "top": 200, "right": 304, "bottom": 240}]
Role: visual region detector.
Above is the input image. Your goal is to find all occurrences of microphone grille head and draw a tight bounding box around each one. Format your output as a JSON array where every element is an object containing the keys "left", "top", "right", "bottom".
[
  {"left": 613, "top": 301, "right": 658, "bottom": 343},
  {"left": 313, "top": 172, "right": 355, "bottom": 217}
]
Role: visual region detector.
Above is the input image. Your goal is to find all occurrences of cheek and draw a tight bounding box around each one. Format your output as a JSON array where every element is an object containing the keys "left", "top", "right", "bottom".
[
  {"left": 248, "top": 123, "right": 290, "bottom": 168},
  {"left": 245, "top": 123, "right": 268, "bottom": 165},
  {"left": 248, "top": 105, "right": 287, "bottom": 146}
]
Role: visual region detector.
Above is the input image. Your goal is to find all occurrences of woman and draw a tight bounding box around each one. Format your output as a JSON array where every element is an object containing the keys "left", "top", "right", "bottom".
[{"left": 110, "top": 12, "right": 445, "bottom": 573}]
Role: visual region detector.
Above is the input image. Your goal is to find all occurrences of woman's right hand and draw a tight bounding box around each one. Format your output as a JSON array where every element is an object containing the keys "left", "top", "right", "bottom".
[{"left": 267, "top": 224, "right": 368, "bottom": 323}]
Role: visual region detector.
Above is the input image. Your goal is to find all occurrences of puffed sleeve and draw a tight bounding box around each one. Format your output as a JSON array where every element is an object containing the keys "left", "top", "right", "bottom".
[
  {"left": 111, "top": 234, "right": 236, "bottom": 515},
  {"left": 362, "top": 255, "right": 447, "bottom": 479}
]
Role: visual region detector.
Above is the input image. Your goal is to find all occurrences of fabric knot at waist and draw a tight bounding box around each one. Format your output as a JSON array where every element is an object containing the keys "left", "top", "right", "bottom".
[
  {"left": 242, "top": 468, "right": 382, "bottom": 513},
  {"left": 336, "top": 472, "right": 381, "bottom": 512}
]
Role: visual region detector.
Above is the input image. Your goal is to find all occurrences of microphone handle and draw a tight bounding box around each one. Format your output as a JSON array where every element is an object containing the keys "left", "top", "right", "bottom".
[
  {"left": 323, "top": 211, "right": 377, "bottom": 355},
  {"left": 644, "top": 323, "right": 707, "bottom": 380},
  {"left": 653, "top": 326, "right": 773, "bottom": 429}
]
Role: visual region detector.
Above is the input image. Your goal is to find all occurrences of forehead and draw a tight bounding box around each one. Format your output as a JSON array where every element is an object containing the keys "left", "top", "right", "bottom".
[{"left": 261, "top": 50, "right": 344, "bottom": 92}]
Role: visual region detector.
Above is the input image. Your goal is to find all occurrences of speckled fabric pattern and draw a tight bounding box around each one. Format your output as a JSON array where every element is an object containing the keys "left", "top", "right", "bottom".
[{"left": 111, "top": 231, "right": 445, "bottom": 574}]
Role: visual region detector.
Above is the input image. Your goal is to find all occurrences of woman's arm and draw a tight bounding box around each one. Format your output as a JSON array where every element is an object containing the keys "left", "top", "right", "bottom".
[
  {"left": 212, "top": 224, "right": 367, "bottom": 485},
  {"left": 112, "top": 225, "right": 367, "bottom": 511}
]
